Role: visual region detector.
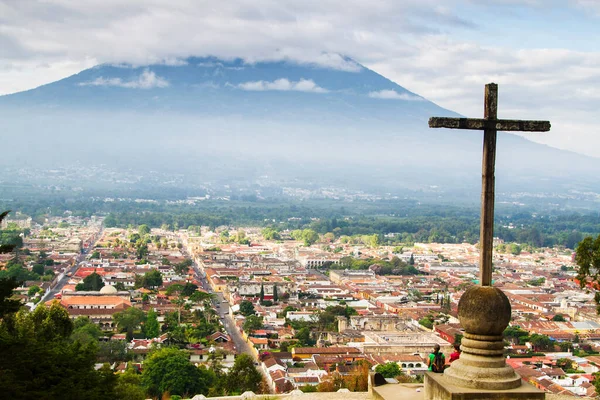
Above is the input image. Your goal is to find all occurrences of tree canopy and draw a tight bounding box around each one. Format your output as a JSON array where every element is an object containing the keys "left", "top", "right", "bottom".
[
  {"left": 76, "top": 271, "right": 105, "bottom": 291},
  {"left": 141, "top": 347, "right": 215, "bottom": 398},
  {"left": 0, "top": 303, "right": 116, "bottom": 399},
  {"left": 224, "top": 354, "right": 263, "bottom": 394},
  {"left": 375, "top": 362, "right": 402, "bottom": 378}
]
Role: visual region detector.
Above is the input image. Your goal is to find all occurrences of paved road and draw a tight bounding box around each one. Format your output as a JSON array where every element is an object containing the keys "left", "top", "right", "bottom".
[
  {"left": 37, "top": 227, "right": 102, "bottom": 306},
  {"left": 187, "top": 256, "right": 254, "bottom": 357},
  {"left": 183, "top": 246, "right": 271, "bottom": 391}
]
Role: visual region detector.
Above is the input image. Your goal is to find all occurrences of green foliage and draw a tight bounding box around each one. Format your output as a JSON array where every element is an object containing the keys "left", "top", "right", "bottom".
[
  {"left": 552, "top": 314, "right": 566, "bottom": 322},
  {"left": 90, "top": 251, "right": 101, "bottom": 259},
  {"left": 375, "top": 362, "right": 401, "bottom": 378},
  {"left": 556, "top": 358, "right": 575, "bottom": 371},
  {"left": 315, "top": 305, "right": 358, "bottom": 331},
  {"left": 243, "top": 315, "right": 263, "bottom": 335},
  {"left": 141, "top": 347, "right": 215, "bottom": 398},
  {"left": 138, "top": 224, "right": 150, "bottom": 236},
  {"left": 115, "top": 367, "right": 146, "bottom": 400},
  {"left": 27, "top": 285, "right": 41, "bottom": 297},
  {"left": 223, "top": 354, "right": 262, "bottom": 394},
  {"left": 31, "top": 264, "right": 45, "bottom": 276},
  {"left": 239, "top": 300, "right": 255, "bottom": 317},
  {"left": 136, "top": 269, "right": 163, "bottom": 289},
  {"left": 261, "top": 227, "right": 281, "bottom": 240},
  {"left": 71, "top": 316, "right": 103, "bottom": 345},
  {"left": 527, "top": 277, "right": 545, "bottom": 287},
  {"left": 145, "top": 309, "right": 160, "bottom": 339},
  {"left": 294, "top": 327, "right": 314, "bottom": 346},
  {"left": 337, "top": 256, "right": 419, "bottom": 276},
  {"left": 504, "top": 325, "right": 529, "bottom": 339},
  {"left": 419, "top": 318, "right": 434, "bottom": 329},
  {"left": 173, "top": 258, "right": 193, "bottom": 275},
  {"left": 181, "top": 282, "right": 198, "bottom": 297},
  {"left": 40, "top": 199, "right": 600, "bottom": 250},
  {"left": 76, "top": 272, "right": 105, "bottom": 291},
  {"left": 290, "top": 229, "right": 319, "bottom": 246},
  {"left": 575, "top": 235, "right": 600, "bottom": 312},
  {"left": 0, "top": 211, "right": 23, "bottom": 254},
  {"left": 113, "top": 307, "right": 146, "bottom": 340},
  {"left": 0, "top": 303, "right": 117, "bottom": 399},
  {"left": 0, "top": 278, "right": 22, "bottom": 318},
  {"left": 0, "top": 258, "right": 40, "bottom": 282},
  {"left": 529, "top": 333, "right": 553, "bottom": 351},
  {"left": 97, "top": 340, "right": 131, "bottom": 364}
]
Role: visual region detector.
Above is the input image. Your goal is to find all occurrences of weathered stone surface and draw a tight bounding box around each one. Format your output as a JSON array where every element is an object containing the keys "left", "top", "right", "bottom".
[
  {"left": 424, "top": 372, "right": 545, "bottom": 400},
  {"left": 457, "top": 286, "right": 511, "bottom": 336}
]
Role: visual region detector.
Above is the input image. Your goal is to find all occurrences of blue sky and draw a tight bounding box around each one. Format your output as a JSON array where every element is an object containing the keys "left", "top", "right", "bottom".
[
  {"left": 0, "top": 0, "right": 598, "bottom": 156},
  {"left": 454, "top": 2, "right": 599, "bottom": 52}
]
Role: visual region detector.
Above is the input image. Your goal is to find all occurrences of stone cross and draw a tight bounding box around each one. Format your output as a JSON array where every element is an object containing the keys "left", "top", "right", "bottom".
[{"left": 429, "top": 83, "right": 550, "bottom": 286}]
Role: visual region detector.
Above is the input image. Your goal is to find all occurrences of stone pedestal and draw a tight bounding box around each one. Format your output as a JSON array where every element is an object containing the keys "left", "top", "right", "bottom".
[
  {"left": 425, "top": 372, "right": 545, "bottom": 400},
  {"left": 424, "top": 286, "right": 544, "bottom": 399}
]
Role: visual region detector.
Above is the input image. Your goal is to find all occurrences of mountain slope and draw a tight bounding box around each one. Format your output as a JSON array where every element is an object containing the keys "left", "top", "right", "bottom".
[{"left": 0, "top": 56, "right": 596, "bottom": 195}]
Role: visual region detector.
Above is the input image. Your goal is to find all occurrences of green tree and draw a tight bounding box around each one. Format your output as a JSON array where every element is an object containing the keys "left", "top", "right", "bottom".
[
  {"left": 32, "top": 264, "right": 45, "bottom": 276},
  {"left": 295, "top": 327, "right": 313, "bottom": 346},
  {"left": 273, "top": 285, "right": 278, "bottom": 302},
  {"left": 142, "top": 269, "right": 163, "bottom": 289},
  {"left": 27, "top": 285, "right": 41, "bottom": 297},
  {"left": 530, "top": 333, "right": 553, "bottom": 351},
  {"left": 552, "top": 314, "right": 566, "bottom": 322},
  {"left": 302, "top": 229, "right": 319, "bottom": 246},
  {"left": 97, "top": 340, "right": 130, "bottom": 364},
  {"left": 76, "top": 271, "right": 105, "bottom": 291},
  {"left": 243, "top": 315, "right": 263, "bottom": 335},
  {"left": 556, "top": 358, "right": 575, "bottom": 371},
  {"left": 71, "top": 316, "right": 103, "bottom": 345},
  {"left": 138, "top": 224, "right": 150, "bottom": 236},
  {"left": 261, "top": 228, "right": 281, "bottom": 241},
  {"left": 0, "top": 277, "right": 21, "bottom": 318},
  {"left": 145, "top": 309, "right": 160, "bottom": 339},
  {"left": 181, "top": 282, "right": 198, "bottom": 297},
  {"left": 114, "top": 307, "right": 146, "bottom": 341},
  {"left": 0, "top": 303, "right": 117, "bottom": 399},
  {"left": 136, "top": 244, "right": 149, "bottom": 260},
  {"left": 239, "top": 300, "right": 255, "bottom": 317},
  {"left": 375, "top": 362, "right": 401, "bottom": 378},
  {"left": 90, "top": 251, "right": 101, "bottom": 259},
  {"left": 115, "top": 367, "right": 146, "bottom": 400},
  {"left": 173, "top": 259, "right": 193, "bottom": 276},
  {"left": 141, "top": 347, "right": 215, "bottom": 398},
  {"left": 575, "top": 235, "right": 600, "bottom": 312},
  {"left": 224, "top": 354, "right": 262, "bottom": 394},
  {"left": 259, "top": 284, "right": 265, "bottom": 302}
]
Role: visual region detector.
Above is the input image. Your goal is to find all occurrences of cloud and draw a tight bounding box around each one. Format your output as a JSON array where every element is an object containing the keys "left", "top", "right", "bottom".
[
  {"left": 237, "top": 78, "right": 328, "bottom": 93},
  {"left": 160, "top": 58, "right": 188, "bottom": 66},
  {"left": 0, "top": 0, "right": 599, "bottom": 156},
  {"left": 368, "top": 89, "right": 423, "bottom": 101},
  {"left": 79, "top": 70, "right": 169, "bottom": 89}
]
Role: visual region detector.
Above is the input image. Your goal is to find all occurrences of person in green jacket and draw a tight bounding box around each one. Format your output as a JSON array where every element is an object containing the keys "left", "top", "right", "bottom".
[{"left": 427, "top": 344, "right": 446, "bottom": 372}]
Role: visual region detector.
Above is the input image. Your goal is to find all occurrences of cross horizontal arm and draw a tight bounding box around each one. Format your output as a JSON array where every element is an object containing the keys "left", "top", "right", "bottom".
[{"left": 429, "top": 117, "right": 551, "bottom": 132}]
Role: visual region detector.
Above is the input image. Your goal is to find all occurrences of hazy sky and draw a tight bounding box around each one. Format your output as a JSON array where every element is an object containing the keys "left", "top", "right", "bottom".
[{"left": 1, "top": 0, "right": 599, "bottom": 156}]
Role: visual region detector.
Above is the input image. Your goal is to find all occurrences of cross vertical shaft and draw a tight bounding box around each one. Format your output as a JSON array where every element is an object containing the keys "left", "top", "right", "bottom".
[{"left": 480, "top": 83, "right": 497, "bottom": 286}]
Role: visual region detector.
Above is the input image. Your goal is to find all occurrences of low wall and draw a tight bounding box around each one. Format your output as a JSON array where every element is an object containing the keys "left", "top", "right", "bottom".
[{"left": 190, "top": 390, "right": 371, "bottom": 400}]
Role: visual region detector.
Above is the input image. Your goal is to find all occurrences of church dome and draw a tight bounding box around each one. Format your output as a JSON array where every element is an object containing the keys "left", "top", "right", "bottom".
[{"left": 99, "top": 285, "right": 118, "bottom": 294}]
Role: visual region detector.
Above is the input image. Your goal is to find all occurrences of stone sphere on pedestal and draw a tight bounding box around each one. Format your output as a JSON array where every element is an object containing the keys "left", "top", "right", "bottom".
[
  {"left": 457, "top": 285, "right": 511, "bottom": 335},
  {"left": 442, "top": 285, "right": 521, "bottom": 390}
]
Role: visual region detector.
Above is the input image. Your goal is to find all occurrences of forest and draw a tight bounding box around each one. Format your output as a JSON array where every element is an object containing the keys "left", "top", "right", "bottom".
[{"left": 1, "top": 196, "right": 598, "bottom": 249}]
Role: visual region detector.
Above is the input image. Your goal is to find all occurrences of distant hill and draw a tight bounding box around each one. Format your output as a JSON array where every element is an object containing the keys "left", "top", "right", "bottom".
[{"left": 1, "top": 56, "right": 597, "bottom": 195}]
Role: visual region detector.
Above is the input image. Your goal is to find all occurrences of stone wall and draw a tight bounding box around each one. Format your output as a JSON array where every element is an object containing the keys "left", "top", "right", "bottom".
[{"left": 190, "top": 390, "right": 371, "bottom": 400}]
